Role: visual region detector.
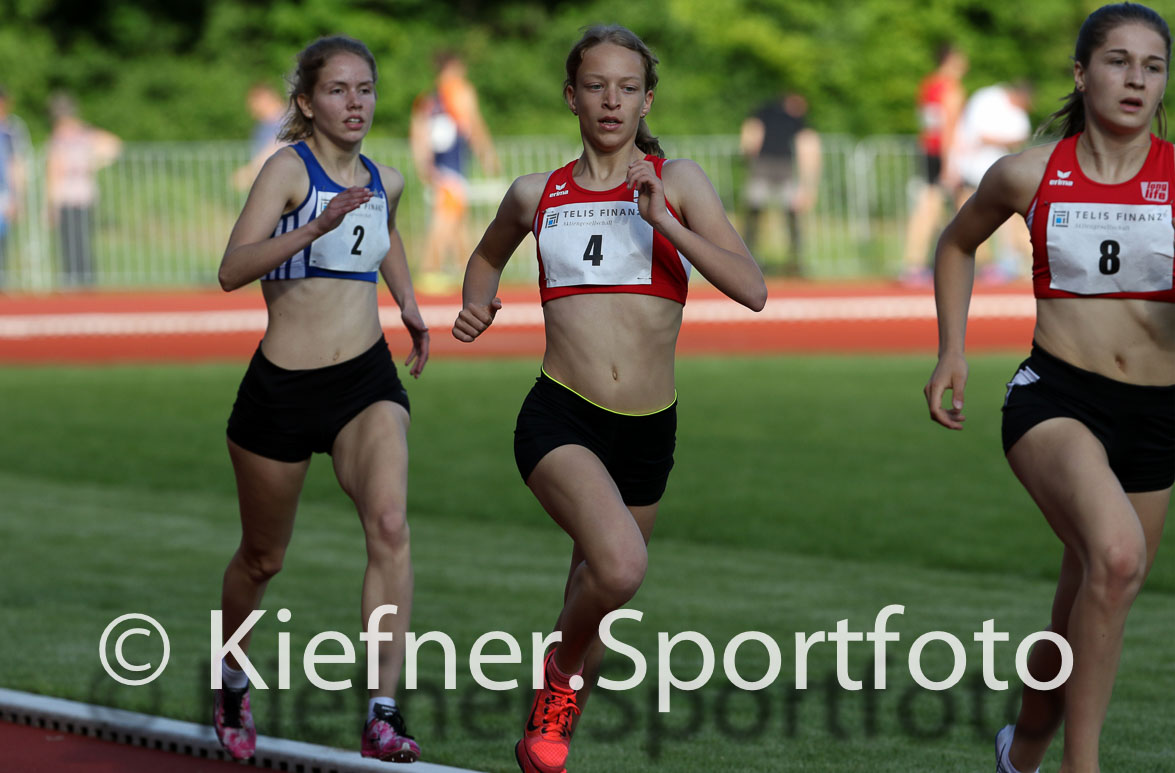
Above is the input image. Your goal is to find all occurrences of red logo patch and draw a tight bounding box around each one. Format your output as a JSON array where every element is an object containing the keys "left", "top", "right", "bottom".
[{"left": 1140, "top": 181, "right": 1168, "bottom": 202}]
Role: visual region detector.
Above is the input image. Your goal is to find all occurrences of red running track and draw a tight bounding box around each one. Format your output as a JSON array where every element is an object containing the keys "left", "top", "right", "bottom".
[
  {"left": 0, "top": 279, "right": 1036, "bottom": 364},
  {"left": 0, "top": 721, "right": 242, "bottom": 772}
]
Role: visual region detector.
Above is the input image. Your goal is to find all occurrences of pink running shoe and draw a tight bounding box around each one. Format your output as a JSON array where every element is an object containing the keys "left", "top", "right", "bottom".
[
  {"left": 361, "top": 703, "right": 421, "bottom": 763},
  {"left": 516, "top": 651, "right": 580, "bottom": 773},
  {"left": 213, "top": 687, "right": 256, "bottom": 760}
]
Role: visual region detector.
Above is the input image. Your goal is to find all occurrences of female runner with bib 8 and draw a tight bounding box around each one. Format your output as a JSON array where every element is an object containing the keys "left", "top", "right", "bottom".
[
  {"left": 214, "top": 35, "right": 427, "bottom": 764},
  {"left": 924, "top": 5, "right": 1174, "bottom": 772},
  {"left": 452, "top": 24, "right": 766, "bottom": 773}
]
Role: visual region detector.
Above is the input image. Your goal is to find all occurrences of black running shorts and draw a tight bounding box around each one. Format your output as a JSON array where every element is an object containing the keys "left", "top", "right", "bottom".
[
  {"left": 1002, "top": 344, "right": 1175, "bottom": 492},
  {"left": 923, "top": 152, "right": 943, "bottom": 185},
  {"left": 514, "top": 372, "right": 677, "bottom": 507},
  {"left": 226, "top": 336, "right": 410, "bottom": 462}
]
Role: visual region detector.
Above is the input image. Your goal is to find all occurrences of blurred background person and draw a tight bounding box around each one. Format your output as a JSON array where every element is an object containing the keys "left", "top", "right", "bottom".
[
  {"left": 900, "top": 43, "right": 968, "bottom": 286},
  {"left": 232, "top": 82, "right": 288, "bottom": 192},
  {"left": 740, "top": 90, "right": 821, "bottom": 277},
  {"left": 410, "top": 51, "right": 498, "bottom": 290},
  {"left": 949, "top": 81, "right": 1034, "bottom": 282},
  {"left": 46, "top": 92, "right": 122, "bottom": 287},
  {"left": 0, "top": 85, "right": 29, "bottom": 289}
]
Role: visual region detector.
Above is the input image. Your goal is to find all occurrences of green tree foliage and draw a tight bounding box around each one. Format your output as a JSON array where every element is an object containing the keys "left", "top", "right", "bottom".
[{"left": 7, "top": 0, "right": 1173, "bottom": 141}]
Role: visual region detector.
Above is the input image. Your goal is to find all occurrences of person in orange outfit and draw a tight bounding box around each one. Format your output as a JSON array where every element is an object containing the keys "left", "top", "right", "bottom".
[{"left": 410, "top": 52, "right": 498, "bottom": 286}]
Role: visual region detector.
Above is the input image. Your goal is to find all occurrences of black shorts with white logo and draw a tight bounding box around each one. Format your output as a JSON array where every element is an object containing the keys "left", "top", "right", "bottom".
[
  {"left": 226, "top": 336, "right": 410, "bottom": 463},
  {"left": 1002, "top": 344, "right": 1175, "bottom": 492},
  {"left": 514, "top": 372, "right": 677, "bottom": 507}
]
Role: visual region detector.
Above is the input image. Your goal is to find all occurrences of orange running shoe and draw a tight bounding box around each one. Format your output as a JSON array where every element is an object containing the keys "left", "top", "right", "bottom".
[{"left": 515, "top": 650, "right": 580, "bottom": 773}]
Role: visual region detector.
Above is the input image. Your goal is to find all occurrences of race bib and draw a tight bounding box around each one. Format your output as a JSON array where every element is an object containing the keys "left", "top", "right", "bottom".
[
  {"left": 308, "top": 191, "right": 391, "bottom": 274},
  {"left": 1046, "top": 202, "right": 1174, "bottom": 294},
  {"left": 538, "top": 199, "right": 654, "bottom": 287}
]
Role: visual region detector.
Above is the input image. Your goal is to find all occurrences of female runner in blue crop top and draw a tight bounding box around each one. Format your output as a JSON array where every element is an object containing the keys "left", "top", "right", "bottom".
[{"left": 213, "top": 35, "right": 427, "bottom": 764}]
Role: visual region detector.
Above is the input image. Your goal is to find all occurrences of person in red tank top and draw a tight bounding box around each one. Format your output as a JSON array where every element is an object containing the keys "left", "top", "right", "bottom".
[
  {"left": 925, "top": 5, "right": 1174, "bottom": 772},
  {"left": 900, "top": 44, "right": 968, "bottom": 284},
  {"left": 451, "top": 25, "right": 766, "bottom": 773}
]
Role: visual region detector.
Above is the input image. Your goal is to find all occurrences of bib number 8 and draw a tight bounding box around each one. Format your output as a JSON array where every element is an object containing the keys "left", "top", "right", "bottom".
[{"left": 1098, "top": 239, "right": 1120, "bottom": 275}]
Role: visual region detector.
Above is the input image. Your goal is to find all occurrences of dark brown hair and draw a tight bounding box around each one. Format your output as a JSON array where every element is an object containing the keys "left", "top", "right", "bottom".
[
  {"left": 1039, "top": 3, "right": 1171, "bottom": 138},
  {"left": 279, "top": 36, "right": 378, "bottom": 142},
  {"left": 564, "top": 25, "right": 664, "bottom": 158}
]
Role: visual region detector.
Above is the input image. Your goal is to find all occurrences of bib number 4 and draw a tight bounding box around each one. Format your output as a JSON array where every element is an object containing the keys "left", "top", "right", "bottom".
[
  {"left": 583, "top": 234, "right": 603, "bottom": 267},
  {"left": 535, "top": 200, "right": 655, "bottom": 288}
]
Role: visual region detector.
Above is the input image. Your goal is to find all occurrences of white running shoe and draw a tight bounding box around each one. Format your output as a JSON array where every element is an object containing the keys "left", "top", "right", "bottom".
[{"left": 995, "top": 724, "right": 1040, "bottom": 773}]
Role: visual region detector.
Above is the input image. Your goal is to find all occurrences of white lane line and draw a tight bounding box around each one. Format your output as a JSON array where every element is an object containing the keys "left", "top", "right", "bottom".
[
  {"left": 0, "top": 295, "right": 1034, "bottom": 339},
  {"left": 0, "top": 687, "right": 485, "bottom": 773}
]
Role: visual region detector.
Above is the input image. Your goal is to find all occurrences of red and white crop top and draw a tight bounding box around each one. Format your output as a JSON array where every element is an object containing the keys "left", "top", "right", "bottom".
[
  {"left": 532, "top": 156, "right": 691, "bottom": 305},
  {"left": 1026, "top": 133, "right": 1175, "bottom": 301}
]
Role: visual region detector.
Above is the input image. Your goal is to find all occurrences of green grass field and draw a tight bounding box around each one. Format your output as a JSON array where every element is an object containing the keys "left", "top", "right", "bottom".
[{"left": 1, "top": 354, "right": 1171, "bottom": 772}]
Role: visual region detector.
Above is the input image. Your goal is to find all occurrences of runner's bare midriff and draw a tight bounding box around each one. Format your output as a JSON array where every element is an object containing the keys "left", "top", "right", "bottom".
[
  {"left": 1034, "top": 297, "right": 1175, "bottom": 384},
  {"left": 260, "top": 278, "right": 383, "bottom": 369},
  {"left": 541, "top": 293, "right": 681, "bottom": 413}
]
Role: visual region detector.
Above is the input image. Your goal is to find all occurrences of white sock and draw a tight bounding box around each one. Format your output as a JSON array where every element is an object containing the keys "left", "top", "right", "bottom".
[
  {"left": 368, "top": 696, "right": 396, "bottom": 722},
  {"left": 221, "top": 660, "right": 248, "bottom": 690}
]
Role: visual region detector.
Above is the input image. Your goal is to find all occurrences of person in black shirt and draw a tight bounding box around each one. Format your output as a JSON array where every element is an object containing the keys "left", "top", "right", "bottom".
[{"left": 740, "top": 91, "right": 821, "bottom": 275}]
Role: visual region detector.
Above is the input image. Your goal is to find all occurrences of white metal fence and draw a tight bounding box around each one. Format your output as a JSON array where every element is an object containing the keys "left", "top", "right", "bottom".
[{"left": 2, "top": 134, "right": 924, "bottom": 291}]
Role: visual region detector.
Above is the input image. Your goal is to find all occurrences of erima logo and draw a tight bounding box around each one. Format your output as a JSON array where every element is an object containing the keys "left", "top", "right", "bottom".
[
  {"left": 1053, "top": 210, "right": 1069, "bottom": 227},
  {"left": 1048, "top": 170, "right": 1075, "bottom": 187},
  {"left": 1141, "top": 181, "right": 1169, "bottom": 202},
  {"left": 548, "top": 182, "right": 570, "bottom": 198},
  {"left": 544, "top": 211, "right": 559, "bottom": 228}
]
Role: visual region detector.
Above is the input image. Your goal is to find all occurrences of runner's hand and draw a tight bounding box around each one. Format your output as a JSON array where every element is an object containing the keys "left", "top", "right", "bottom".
[
  {"left": 627, "top": 158, "right": 670, "bottom": 229},
  {"left": 452, "top": 298, "right": 502, "bottom": 342},
  {"left": 315, "top": 187, "right": 374, "bottom": 235},
  {"left": 925, "top": 352, "right": 968, "bottom": 429},
  {"left": 402, "top": 307, "right": 429, "bottom": 377}
]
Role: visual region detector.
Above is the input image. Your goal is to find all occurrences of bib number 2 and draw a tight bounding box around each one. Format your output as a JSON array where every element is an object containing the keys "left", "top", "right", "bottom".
[
  {"left": 583, "top": 234, "right": 603, "bottom": 267},
  {"left": 1098, "top": 239, "right": 1120, "bottom": 275}
]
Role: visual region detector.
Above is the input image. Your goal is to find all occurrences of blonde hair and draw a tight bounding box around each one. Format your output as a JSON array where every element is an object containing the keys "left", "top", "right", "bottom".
[{"left": 279, "top": 36, "right": 378, "bottom": 142}]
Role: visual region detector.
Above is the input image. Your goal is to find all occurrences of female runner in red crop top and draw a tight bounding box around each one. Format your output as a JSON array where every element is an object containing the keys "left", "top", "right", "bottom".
[
  {"left": 925, "top": 5, "right": 1174, "bottom": 772},
  {"left": 452, "top": 25, "right": 766, "bottom": 773}
]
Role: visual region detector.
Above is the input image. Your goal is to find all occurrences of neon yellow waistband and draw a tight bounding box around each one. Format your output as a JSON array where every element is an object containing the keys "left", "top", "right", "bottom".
[{"left": 541, "top": 367, "right": 677, "bottom": 416}]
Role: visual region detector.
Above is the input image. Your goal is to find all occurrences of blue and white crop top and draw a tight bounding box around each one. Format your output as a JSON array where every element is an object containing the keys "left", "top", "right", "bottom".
[{"left": 262, "top": 141, "right": 391, "bottom": 283}]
